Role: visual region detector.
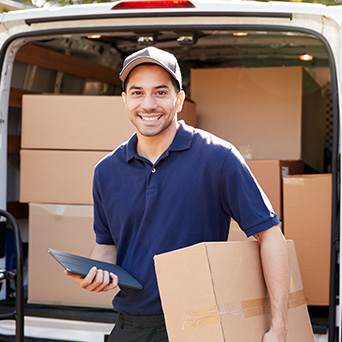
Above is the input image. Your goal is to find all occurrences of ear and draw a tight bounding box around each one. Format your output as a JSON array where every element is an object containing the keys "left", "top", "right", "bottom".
[
  {"left": 122, "top": 92, "right": 127, "bottom": 104},
  {"left": 176, "top": 90, "right": 186, "bottom": 113}
]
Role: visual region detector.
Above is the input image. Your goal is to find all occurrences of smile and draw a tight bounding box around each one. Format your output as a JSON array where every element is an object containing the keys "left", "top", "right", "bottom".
[{"left": 140, "top": 115, "right": 162, "bottom": 121}]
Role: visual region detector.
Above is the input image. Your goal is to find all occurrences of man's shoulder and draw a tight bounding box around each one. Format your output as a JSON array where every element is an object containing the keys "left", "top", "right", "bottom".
[
  {"left": 95, "top": 141, "right": 129, "bottom": 171},
  {"left": 181, "top": 124, "right": 245, "bottom": 168},
  {"left": 190, "top": 125, "right": 234, "bottom": 153}
]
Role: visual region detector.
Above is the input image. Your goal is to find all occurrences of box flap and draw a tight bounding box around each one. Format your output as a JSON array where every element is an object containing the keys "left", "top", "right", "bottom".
[{"left": 154, "top": 243, "right": 225, "bottom": 341}]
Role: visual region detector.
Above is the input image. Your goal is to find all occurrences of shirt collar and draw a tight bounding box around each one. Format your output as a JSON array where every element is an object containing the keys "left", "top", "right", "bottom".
[{"left": 126, "top": 120, "right": 193, "bottom": 162}]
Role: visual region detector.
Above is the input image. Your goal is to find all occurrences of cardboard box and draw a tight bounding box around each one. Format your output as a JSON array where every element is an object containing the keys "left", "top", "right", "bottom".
[
  {"left": 191, "top": 66, "right": 325, "bottom": 171},
  {"left": 154, "top": 240, "right": 313, "bottom": 342},
  {"left": 227, "top": 219, "right": 256, "bottom": 241},
  {"left": 21, "top": 95, "right": 196, "bottom": 150},
  {"left": 28, "top": 203, "right": 117, "bottom": 308},
  {"left": 283, "top": 174, "right": 332, "bottom": 305},
  {"left": 20, "top": 150, "right": 108, "bottom": 204},
  {"left": 247, "top": 160, "right": 304, "bottom": 220},
  {"left": 181, "top": 98, "right": 197, "bottom": 127}
]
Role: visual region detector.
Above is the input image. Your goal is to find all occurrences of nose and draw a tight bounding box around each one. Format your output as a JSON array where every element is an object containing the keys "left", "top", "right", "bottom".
[{"left": 141, "top": 94, "right": 157, "bottom": 111}]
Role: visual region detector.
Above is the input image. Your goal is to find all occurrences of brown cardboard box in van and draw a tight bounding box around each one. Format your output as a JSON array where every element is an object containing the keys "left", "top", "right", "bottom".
[
  {"left": 21, "top": 95, "right": 196, "bottom": 150},
  {"left": 247, "top": 160, "right": 304, "bottom": 220},
  {"left": 283, "top": 174, "right": 332, "bottom": 305},
  {"left": 191, "top": 66, "right": 325, "bottom": 171},
  {"left": 27, "top": 203, "right": 117, "bottom": 308},
  {"left": 154, "top": 240, "right": 313, "bottom": 342},
  {"left": 20, "top": 150, "right": 108, "bottom": 204}
]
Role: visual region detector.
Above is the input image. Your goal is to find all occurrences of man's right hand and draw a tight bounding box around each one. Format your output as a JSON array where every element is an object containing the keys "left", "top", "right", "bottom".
[
  {"left": 65, "top": 243, "right": 118, "bottom": 292},
  {"left": 65, "top": 267, "right": 119, "bottom": 292}
]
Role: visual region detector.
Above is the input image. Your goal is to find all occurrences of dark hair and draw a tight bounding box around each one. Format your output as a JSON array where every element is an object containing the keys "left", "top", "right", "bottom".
[{"left": 123, "top": 63, "right": 180, "bottom": 93}]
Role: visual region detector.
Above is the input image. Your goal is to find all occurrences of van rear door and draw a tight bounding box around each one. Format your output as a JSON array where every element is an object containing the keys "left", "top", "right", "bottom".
[{"left": 0, "top": 1, "right": 340, "bottom": 340}]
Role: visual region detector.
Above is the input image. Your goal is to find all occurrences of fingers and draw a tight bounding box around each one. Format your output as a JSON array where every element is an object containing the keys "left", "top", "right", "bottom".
[
  {"left": 65, "top": 267, "right": 118, "bottom": 292},
  {"left": 64, "top": 269, "right": 87, "bottom": 283},
  {"left": 93, "top": 271, "right": 119, "bottom": 292}
]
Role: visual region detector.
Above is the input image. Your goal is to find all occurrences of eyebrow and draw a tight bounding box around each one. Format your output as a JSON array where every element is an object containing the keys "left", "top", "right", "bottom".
[{"left": 127, "top": 84, "right": 171, "bottom": 92}]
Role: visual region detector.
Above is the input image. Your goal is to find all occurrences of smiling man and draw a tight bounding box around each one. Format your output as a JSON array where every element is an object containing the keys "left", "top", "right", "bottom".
[
  {"left": 66, "top": 47, "right": 289, "bottom": 342},
  {"left": 121, "top": 62, "right": 185, "bottom": 164}
]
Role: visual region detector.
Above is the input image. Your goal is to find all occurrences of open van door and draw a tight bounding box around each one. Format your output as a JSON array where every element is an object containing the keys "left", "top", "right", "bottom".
[{"left": 0, "top": 1, "right": 340, "bottom": 340}]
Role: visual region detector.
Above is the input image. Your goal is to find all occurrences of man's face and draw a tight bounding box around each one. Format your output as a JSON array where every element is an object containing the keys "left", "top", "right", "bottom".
[{"left": 122, "top": 64, "right": 184, "bottom": 138}]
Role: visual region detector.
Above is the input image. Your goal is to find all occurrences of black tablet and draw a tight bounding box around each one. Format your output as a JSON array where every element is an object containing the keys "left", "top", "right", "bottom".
[{"left": 48, "top": 248, "right": 143, "bottom": 290}]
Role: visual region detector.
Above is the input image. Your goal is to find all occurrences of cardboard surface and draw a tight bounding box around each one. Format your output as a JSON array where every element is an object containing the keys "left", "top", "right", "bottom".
[
  {"left": 191, "top": 66, "right": 325, "bottom": 171},
  {"left": 154, "top": 240, "right": 313, "bottom": 342},
  {"left": 227, "top": 219, "right": 256, "bottom": 241},
  {"left": 283, "top": 174, "right": 332, "bottom": 305},
  {"left": 20, "top": 150, "right": 108, "bottom": 204},
  {"left": 27, "top": 203, "right": 117, "bottom": 308},
  {"left": 247, "top": 160, "right": 304, "bottom": 219},
  {"left": 21, "top": 95, "right": 196, "bottom": 150},
  {"left": 180, "top": 98, "right": 197, "bottom": 127}
]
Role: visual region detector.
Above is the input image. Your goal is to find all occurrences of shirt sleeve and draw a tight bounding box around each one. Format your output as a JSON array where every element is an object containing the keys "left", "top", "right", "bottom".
[
  {"left": 93, "top": 168, "right": 115, "bottom": 245},
  {"left": 220, "top": 146, "right": 280, "bottom": 237}
]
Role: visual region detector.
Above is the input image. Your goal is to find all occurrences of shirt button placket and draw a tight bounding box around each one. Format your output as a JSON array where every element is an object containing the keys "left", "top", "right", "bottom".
[{"left": 147, "top": 167, "right": 157, "bottom": 195}]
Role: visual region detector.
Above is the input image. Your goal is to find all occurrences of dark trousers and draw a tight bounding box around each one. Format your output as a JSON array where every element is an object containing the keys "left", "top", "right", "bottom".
[{"left": 107, "top": 312, "right": 169, "bottom": 342}]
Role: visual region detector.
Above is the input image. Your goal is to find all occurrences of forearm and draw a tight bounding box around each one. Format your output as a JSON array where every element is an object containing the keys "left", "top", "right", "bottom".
[
  {"left": 90, "top": 243, "right": 117, "bottom": 264},
  {"left": 255, "top": 225, "right": 290, "bottom": 341}
]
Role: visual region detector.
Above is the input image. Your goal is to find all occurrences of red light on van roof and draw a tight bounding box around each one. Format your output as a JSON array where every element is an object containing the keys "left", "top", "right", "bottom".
[{"left": 112, "top": 1, "right": 195, "bottom": 10}]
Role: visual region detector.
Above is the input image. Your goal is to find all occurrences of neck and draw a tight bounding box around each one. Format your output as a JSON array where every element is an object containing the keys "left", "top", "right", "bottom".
[{"left": 137, "top": 121, "right": 179, "bottom": 164}]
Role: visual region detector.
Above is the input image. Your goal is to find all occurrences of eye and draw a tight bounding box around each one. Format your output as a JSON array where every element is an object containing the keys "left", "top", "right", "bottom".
[
  {"left": 156, "top": 90, "right": 167, "bottom": 96},
  {"left": 131, "top": 90, "right": 143, "bottom": 96}
]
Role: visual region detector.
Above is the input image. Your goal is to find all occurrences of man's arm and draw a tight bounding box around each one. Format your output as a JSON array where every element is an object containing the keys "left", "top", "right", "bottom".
[
  {"left": 254, "top": 224, "right": 290, "bottom": 342},
  {"left": 65, "top": 243, "right": 118, "bottom": 293}
]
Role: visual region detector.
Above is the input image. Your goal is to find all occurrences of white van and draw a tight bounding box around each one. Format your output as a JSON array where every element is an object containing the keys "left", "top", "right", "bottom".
[{"left": 0, "top": 1, "right": 340, "bottom": 341}]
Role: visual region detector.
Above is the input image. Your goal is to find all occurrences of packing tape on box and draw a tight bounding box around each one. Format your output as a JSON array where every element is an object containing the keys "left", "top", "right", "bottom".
[
  {"left": 288, "top": 289, "right": 307, "bottom": 309},
  {"left": 55, "top": 205, "right": 67, "bottom": 216},
  {"left": 182, "top": 289, "right": 306, "bottom": 330},
  {"left": 283, "top": 177, "right": 305, "bottom": 185}
]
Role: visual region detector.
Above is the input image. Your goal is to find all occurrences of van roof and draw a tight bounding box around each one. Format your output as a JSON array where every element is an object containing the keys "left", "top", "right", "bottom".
[{"left": 0, "top": 0, "right": 339, "bottom": 24}]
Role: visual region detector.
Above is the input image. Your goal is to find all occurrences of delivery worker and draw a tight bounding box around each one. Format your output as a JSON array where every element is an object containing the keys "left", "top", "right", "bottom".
[{"left": 66, "top": 47, "right": 289, "bottom": 342}]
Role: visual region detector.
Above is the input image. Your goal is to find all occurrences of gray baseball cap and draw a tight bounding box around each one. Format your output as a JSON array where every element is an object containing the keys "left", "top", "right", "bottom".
[{"left": 119, "top": 47, "right": 182, "bottom": 90}]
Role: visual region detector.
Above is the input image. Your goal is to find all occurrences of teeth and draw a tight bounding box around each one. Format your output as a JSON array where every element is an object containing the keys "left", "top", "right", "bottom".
[{"left": 141, "top": 115, "right": 161, "bottom": 121}]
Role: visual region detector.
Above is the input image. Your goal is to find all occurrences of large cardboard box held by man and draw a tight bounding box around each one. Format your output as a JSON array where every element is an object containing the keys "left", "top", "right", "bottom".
[
  {"left": 154, "top": 240, "right": 313, "bottom": 342},
  {"left": 27, "top": 203, "right": 117, "bottom": 308},
  {"left": 283, "top": 174, "right": 332, "bottom": 305}
]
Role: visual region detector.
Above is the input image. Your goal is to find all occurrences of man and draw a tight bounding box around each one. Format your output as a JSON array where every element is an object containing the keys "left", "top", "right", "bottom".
[{"left": 67, "top": 47, "right": 289, "bottom": 342}]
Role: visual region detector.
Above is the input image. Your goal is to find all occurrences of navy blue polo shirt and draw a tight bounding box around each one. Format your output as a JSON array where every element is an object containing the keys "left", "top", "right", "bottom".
[{"left": 93, "top": 121, "right": 279, "bottom": 315}]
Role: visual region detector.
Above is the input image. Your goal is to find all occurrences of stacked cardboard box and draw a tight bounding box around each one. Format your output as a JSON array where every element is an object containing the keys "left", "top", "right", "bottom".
[
  {"left": 21, "top": 95, "right": 196, "bottom": 151},
  {"left": 191, "top": 66, "right": 325, "bottom": 172},
  {"left": 283, "top": 174, "right": 332, "bottom": 306},
  {"left": 20, "top": 149, "right": 108, "bottom": 204},
  {"left": 227, "top": 160, "right": 304, "bottom": 241},
  {"left": 20, "top": 95, "right": 197, "bottom": 204},
  {"left": 20, "top": 94, "right": 197, "bottom": 307},
  {"left": 27, "top": 203, "right": 117, "bottom": 307},
  {"left": 154, "top": 240, "right": 314, "bottom": 342},
  {"left": 247, "top": 160, "right": 304, "bottom": 220}
]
